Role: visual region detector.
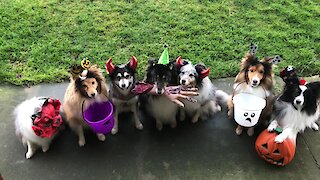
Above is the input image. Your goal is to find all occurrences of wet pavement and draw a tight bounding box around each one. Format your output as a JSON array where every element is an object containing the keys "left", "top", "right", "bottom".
[{"left": 0, "top": 78, "right": 320, "bottom": 180}]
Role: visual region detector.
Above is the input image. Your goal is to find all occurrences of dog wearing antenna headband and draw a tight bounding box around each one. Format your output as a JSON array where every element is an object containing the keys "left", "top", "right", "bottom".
[
  {"left": 105, "top": 56, "right": 143, "bottom": 135},
  {"left": 228, "top": 44, "right": 281, "bottom": 136},
  {"left": 63, "top": 59, "right": 108, "bottom": 146},
  {"left": 175, "top": 57, "right": 229, "bottom": 123}
]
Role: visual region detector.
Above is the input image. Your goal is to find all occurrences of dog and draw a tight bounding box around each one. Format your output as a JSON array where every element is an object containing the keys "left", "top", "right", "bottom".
[
  {"left": 228, "top": 44, "right": 280, "bottom": 136},
  {"left": 63, "top": 64, "right": 108, "bottom": 146},
  {"left": 175, "top": 57, "right": 228, "bottom": 123},
  {"left": 14, "top": 97, "right": 63, "bottom": 159},
  {"left": 268, "top": 66, "right": 320, "bottom": 143},
  {"left": 105, "top": 55, "right": 143, "bottom": 135},
  {"left": 142, "top": 58, "right": 179, "bottom": 130}
]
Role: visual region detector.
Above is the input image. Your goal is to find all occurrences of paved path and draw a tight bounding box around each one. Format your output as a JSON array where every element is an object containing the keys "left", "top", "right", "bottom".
[{"left": 0, "top": 78, "right": 319, "bottom": 179}]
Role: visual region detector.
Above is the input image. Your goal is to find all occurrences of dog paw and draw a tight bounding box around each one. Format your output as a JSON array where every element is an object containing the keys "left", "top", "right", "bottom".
[
  {"left": 42, "top": 145, "right": 50, "bottom": 152},
  {"left": 235, "top": 126, "right": 243, "bottom": 135},
  {"left": 311, "top": 122, "right": 319, "bottom": 131},
  {"left": 267, "top": 121, "right": 278, "bottom": 132},
  {"left": 247, "top": 128, "right": 254, "bottom": 136},
  {"left": 26, "top": 151, "right": 34, "bottom": 159},
  {"left": 275, "top": 134, "right": 286, "bottom": 143},
  {"left": 78, "top": 139, "right": 86, "bottom": 147},
  {"left": 111, "top": 128, "right": 118, "bottom": 135},
  {"left": 136, "top": 123, "right": 143, "bottom": 130},
  {"left": 97, "top": 134, "right": 106, "bottom": 141},
  {"left": 191, "top": 117, "right": 199, "bottom": 123}
]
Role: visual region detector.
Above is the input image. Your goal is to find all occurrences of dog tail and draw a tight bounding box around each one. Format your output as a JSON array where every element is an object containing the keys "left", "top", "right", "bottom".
[{"left": 215, "top": 90, "right": 229, "bottom": 107}]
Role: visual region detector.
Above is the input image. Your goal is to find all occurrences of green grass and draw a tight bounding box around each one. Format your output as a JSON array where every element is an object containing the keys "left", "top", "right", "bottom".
[{"left": 0, "top": 0, "right": 319, "bottom": 86}]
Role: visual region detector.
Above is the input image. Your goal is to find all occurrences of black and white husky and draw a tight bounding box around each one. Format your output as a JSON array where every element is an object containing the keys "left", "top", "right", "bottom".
[
  {"left": 268, "top": 66, "right": 320, "bottom": 143},
  {"left": 143, "top": 59, "right": 179, "bottom": 131},
  {"left": 175, "top": 57, "right": 228, "bottom": 123},
  {"left": 105, "top": 56, "right": 143, "bottom": 134}
]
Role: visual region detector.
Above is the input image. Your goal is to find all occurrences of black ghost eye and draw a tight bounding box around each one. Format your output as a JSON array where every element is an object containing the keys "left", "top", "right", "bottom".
[
  {"left": 244, "top": 112, "right": 248, "bottom": 116},
  {"left": 251, "top": 113, "right": 255, "bottom": 117}
]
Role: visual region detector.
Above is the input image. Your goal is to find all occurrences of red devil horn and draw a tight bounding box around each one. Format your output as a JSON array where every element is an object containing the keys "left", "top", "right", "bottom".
[
  {"left": 199, "top": 68, "right": 210, "bottom": 79},
  {"left": 105, "top": 58, "right": 115, "bottom": 74},
  {"left": 175, "top": 56, "right": 183, "bottom": 69},
  {"left": 129, "top": 55, "right": 138, "bottom": 70}
]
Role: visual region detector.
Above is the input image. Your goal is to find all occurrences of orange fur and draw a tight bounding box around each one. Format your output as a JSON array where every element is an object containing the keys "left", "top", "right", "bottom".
[{"left": 63, "top": 65, "right": 108, "bottom": 146}]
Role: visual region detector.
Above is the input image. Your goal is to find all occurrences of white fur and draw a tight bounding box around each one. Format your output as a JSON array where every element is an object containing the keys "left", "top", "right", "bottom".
[
  {"left": 146, "top": 95, "right": 178, "bottom": 131},
  {"left": 268, "top": 98, "right": 320, "bottom": 143},
  {"left": 14, "top": 97, "right": 57, "bottom": 159},
  {"left": 233, "top": 82, "right": 271, "bottom": 99},
  {"left": 179, "top": 63, "right": 227, "bottom": 123}
]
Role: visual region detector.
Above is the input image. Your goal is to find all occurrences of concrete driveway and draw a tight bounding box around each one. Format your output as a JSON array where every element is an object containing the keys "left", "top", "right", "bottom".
[{"left": 0, "top": 78, "right": 319, "bottom": 180}]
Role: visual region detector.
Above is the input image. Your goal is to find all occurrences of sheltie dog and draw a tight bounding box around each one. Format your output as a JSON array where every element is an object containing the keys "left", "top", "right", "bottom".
[
  {"left": 105, "top": 55, "right": 143, "bottom": 135},
  {"left": 142, "top": 59, "right": 179, "bottom": 130},
  {"left": 63, "top": 64, "right": 108, "bottom": 146},
  {"left": 228, "top": 45, "right": 280, "bottom": 136},
  {"left": 175, "top": 57, "right": 228, "bottom": 123},
  {"left": 268, "top": 66, "right": 320, "bottom": 143},
  {"left": 14, "top": 97, "right": 63, "bottom": 159}
]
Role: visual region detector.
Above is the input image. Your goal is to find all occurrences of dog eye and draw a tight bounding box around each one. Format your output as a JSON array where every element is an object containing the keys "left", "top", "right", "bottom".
[
  {"left": 92, "top": 81, "right": 95, "bottom": 85},
  {"left": 181, "top": 72, "right": 185, "bottom": 75},
  {"left": 259, "top": 70, "right": 264, "bottom": 74},
  {"left": 189, "top": 74, "right": 194, "bottom": 77},
  {"left": 250, "top": 70, "right": 254, "bottom": 72},
  {"left": 125, "top": 75, "right": 130, "bottom": 79},
  {"left": 82, "top": 84, "right": 87, "bottom": 88}
]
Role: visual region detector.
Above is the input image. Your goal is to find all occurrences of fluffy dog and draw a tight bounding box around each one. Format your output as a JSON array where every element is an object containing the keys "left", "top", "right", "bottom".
[
  {"left": 268, "top": 66, "right": 320, "bottom": 143},
  {"left": 63, "top": 64, "right": 108, "bottom": 146},
  {"left": 14, "top": 97, "right": 63, "bottom": 159},
  {"left": 105, "top": 56, "right": 143, "bottom": 135},
  {"left": 143, "top": 59, "right": 179, "bottom": 130},
  {"left": 175, "top": 57, "right": 228, "bottom": 123},
  {"left": 228, "top": 44, "right": 280, "bottom": 136}
]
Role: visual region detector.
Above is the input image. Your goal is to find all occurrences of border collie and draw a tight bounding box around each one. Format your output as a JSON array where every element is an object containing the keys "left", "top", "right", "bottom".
[
  {"left": 63, "top": 64, "right": 108, "bottom": 146},
  {"left": 228, "top": 44, "right": 280, "bottom": 136},
  {"left": 105, "top": 55, "right": 143, "bottom": 135},
  {"left": 175, "top": 57, "right": 228, "bottom": 123},
  {"left": 268, "top": 66, "right": 320, "bottom": 143},
  {"left": 143, "top": 59, "right": 179, "bottom": 130}
]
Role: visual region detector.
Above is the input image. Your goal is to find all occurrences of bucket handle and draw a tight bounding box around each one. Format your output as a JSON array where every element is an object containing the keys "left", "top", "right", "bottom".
[{"left": 232, "top": 81, "right": 268, "bottom": 100}]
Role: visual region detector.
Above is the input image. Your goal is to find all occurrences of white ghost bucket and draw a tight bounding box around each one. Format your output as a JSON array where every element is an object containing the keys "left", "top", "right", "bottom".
[{"left": 233, "top": 93, "right": 266, "bottom": 127}]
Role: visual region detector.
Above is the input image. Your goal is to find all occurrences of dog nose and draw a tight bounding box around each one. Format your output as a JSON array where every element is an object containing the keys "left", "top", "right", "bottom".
[
  {"left": 121, "top": 84, "right": 126, "bottom": 88},
  {"left": 181, "top": 80, "right": 186, "bottom": 85},
  {"left": 253, "top": 80, "right": 258, "bottom": 84},
  {"left": 296, "top": 100, "right": 301, "bottom": 104},
  {"left": 157, "top": 89, "right": 162, "bottom": 95},
  {"left": 91, "top": 93, "right": 96, "bottom": 97}
]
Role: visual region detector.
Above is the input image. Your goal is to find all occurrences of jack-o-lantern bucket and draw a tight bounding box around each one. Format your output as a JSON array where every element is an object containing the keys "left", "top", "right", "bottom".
[
  {"left": 233, "top": 93, "right": 266, "bottom": 127},
  {"left": 255, "top": 129, "right": 296, "bottom": 166}
]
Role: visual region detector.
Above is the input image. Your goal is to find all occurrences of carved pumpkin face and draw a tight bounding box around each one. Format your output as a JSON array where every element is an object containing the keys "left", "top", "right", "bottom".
[{"left": 255, "top": 129, "right": 296, "bottom": 166}]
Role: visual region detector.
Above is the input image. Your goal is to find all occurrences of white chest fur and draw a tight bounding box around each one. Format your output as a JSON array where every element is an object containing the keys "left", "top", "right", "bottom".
[{"left": 233, "top": 82, "right": 270, "bottom": 98}]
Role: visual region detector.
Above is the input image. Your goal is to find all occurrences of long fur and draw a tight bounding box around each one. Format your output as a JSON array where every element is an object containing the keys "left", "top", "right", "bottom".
[
  {"left": 106, "top": 57, "right": 143, "bottom": 135},
  {"left": 63, "top": 64, "right": 108, "bottom": 146},
  {"left": 14, "top": 97, "right": 57, "bottom": 159},
  {"left": 228, "top": 53, "right": 275, "bottom": 136},
  {"left": 143, "top": 59, "right": 179, "bottom": 131},
  {"left": 176, "top": 61, "right": 228, "bottom": 123},
  {"left": 268, "top": 81, "right": 320, "bottom": 143}
]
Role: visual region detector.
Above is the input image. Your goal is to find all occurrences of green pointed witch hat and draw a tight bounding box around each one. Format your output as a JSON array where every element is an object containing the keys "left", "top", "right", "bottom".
[{"left": 158, "top": 44, "right": 169, "bottom": 65}]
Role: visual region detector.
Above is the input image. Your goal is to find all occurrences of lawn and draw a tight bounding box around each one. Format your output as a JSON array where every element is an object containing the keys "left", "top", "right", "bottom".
[{"left": 0, "top": 0, "right": 319, "bottom": 86}]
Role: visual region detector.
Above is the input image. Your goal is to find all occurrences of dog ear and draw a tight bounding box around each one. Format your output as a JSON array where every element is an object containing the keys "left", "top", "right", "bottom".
[
  {"left": 105, "top": 58, "right": 115, "bottom": 74},
  {"left": 127, "top": 55, "right": 138, "bottom": 70},
  {"left": 175, "top": 56, "right": 184, "bottom": 69},
  {"left": 70, "top": 65, "right": 83, "bottom": 80},
  {"left": 195, "top": 64, "right": 210, "bottom": 79}
]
